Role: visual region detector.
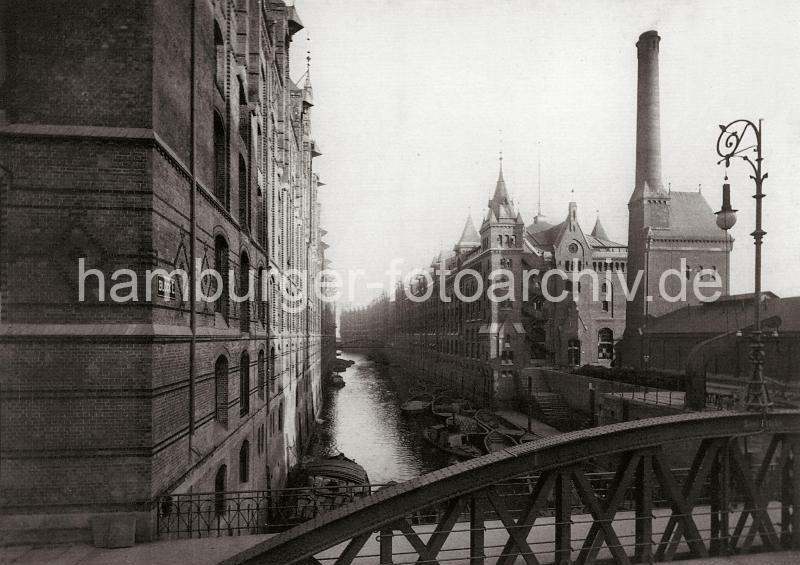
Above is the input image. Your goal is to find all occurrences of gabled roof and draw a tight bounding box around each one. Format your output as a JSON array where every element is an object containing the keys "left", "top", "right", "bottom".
[
  {"left": 657, "top": 191, "right": 728, "bottom": 241},
  {"left": 526, "top": 202, "right": 624, "bottom": 251}
]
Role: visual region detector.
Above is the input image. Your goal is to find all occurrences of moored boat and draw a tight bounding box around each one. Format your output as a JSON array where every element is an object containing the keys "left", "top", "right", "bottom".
[
  {"left": 474, "top": 409, "right": 522, "bottom": 436},
  {"left": 444, "top": 413, "right": 483, "bottom": 434},
  {"left": 431, "top": 395, "right": 473, "bottom": 419},
  {"left": 279, "top": 453, "right": 370, "bottom": 526},
  {"left": 400, "top": 393, "right": 433, "bottom": 413},
  {"left": 484, "top": 429, "right": 517, "bottom": 453},
  {"left": 422, "top": 424, "right": 483, "bottom": 459}
]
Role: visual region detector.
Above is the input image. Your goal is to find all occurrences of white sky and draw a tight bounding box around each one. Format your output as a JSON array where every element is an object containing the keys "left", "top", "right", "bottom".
[{"left": 291, "top": 0, "right": 800, "bottom": 307}]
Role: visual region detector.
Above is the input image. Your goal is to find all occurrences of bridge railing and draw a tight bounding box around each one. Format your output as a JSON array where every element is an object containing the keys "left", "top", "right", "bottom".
[{"left": 218, "top": 410, "right": 800, "bottom": 565}]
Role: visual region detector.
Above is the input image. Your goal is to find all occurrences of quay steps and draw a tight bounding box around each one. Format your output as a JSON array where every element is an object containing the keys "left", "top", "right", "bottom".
[{"left": 531, "top": 392, "right": 573, "bottom": 429}]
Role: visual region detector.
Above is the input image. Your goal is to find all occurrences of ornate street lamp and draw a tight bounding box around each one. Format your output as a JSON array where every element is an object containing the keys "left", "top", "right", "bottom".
[{"left": 715, "top": 119, "right": 772, "bottom": 412}]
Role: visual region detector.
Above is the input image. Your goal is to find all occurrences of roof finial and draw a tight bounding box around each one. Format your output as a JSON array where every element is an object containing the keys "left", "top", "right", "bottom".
[
  {"left": 667, "top": 181, "right": 671, "bottom": 194},
  {"left": 306, "top": 35, "right": 311, "bottom": 81},
  {"left": 498, "top": 129, "right": 503, "bottom": 170},
  {"left": 698, "top": 182, "right": 702, "bottom": 194},
  {"left": 537, "top": 141, "right": 542, "bottom": 217}
]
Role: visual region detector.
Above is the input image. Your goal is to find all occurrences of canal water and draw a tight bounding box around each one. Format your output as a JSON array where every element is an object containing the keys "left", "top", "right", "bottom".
[{"left": 309, "top": 350, "right": 454, "bottom": 484}]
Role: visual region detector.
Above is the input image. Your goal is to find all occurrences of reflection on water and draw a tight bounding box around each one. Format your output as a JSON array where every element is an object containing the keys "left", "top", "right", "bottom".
[{"left": 310, "top": 351, "right": 453, "bottom": 484}]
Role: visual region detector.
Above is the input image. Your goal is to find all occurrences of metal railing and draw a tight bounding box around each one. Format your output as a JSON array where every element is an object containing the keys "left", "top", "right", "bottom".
[{"left": 213, "top": 410, "right": 800, "bottom": 565}]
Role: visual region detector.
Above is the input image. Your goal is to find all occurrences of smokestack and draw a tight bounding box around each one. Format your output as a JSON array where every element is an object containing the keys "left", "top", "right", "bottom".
[{"left": 635, "top": 30, "right": 664, "bottom": 195}]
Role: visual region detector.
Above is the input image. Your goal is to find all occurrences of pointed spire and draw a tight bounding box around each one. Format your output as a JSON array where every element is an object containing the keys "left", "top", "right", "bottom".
[
  {"left": 302, "top": 35, "right": 314, "bottom": 106},
  {"left": 591, "top": 214, "right": 609, "bottom": 240},
  {"left": 455, "top": 213, "right": 481, "bottom": 251},
  {"left": 492, "top": 161, "right": 509, "bottom": 204}
]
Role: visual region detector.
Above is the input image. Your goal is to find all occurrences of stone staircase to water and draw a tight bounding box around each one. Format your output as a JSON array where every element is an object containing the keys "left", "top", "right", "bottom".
[{"left": 531, "top": 392, "right": 573, "bottom": 429}]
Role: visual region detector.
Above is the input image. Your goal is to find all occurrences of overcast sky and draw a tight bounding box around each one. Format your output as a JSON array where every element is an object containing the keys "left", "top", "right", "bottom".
[{"left": 290, "top": 0, "right": 800, "bottom": 307}]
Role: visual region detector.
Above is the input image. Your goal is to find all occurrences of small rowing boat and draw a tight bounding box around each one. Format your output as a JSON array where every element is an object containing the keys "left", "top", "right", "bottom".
[
  {"left": 423, "top": 424, "right": 483, "bottom": 459},
  {"left": 400, "top": 393, "right": 433, "bottom": 413},
  {"left": 484, "top": 429, "right": 517, "bottom": 453}
]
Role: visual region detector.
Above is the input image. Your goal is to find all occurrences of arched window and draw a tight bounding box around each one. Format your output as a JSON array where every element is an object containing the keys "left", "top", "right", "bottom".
[
  {"left": 213, "top": 112, "right": 227, "bottom": 207},
  {"left": 497, "top": 235, "right": 502, "bottom": 247},
  {"left": 214, "top": 465, "right": 227, "bottom": 516},
  {"left": 270, "top": 346, "right": 276, "bottom": 392},
  {"left": 240, "top": 252, "right": 250, "bottom": 333},
  {"left": 239, "top": 440, "right": 249, "bottom": 483},
  {"left": 239, "top": 155, "right": 250, "bottom": 230},
  {"left": 598, "top": 328, "right": 614, "bottom": 360},
  {"left": 530, "top": 328, "right": 547, "bottom": 359},
  {"left": 214, "top": 22, "right": 225, "bottom": 91},
  {"left": 214, "top": 355, "right": 229, "bottom": 426},
  {"left": 214, "top": 235, "right": 229, "bottom": 318},
  {"left": 239, "top": 351, "right": 250, "bottom": 416},
  {"left": 270, "top": 276, "right": 278, "bottom": 328},
  {"left": 257, "top": 349, "right": 265, "bottom": 400},
  {"left": 258, "top": 268, "right": 267, "bottom": 325}
]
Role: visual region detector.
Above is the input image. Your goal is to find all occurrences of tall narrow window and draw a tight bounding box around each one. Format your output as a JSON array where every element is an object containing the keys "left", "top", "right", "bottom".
[
  {"left": 240, "top": 252, "right": 250, "bottom": 333},
  {"left": 214, "top": 22, "right": 225, "bottom": 92},
  {"left": 214, "top": 355, "right": 229, "bottom": 426},
  {"left": 214, "top": 465, "right": 227, "bottom": 516},
  {"left": 257, "top": 349, "right": 265, "bottom": 400},
  {"left": 214, "top": 235, "right": 229, "bottom": 318},
  {"left": 240, "top": 351, "right": 250, "bottom": 416},
  {"left": 530, "top": 328, "right": 547, "bottom": 359},
  {"left": 270, "top": 346, "right": 277, "bottom": 392},
  {"left": 239, "top": 441, "right": 249, "bottom": 483},
  {"left": 239, "top": 155, "right": 250, "bottom": 230},
  {"left": 598, "top": 328, "right": 614, "bottom": 360},
  {"left": 567, "top": 339, "right": 581, "bottom": 366},
  {"left": 258, "top": 268, "right": 266, "bottom": 325},
  {"left": 213, "top": 113, "right": 227, "bottom": 207}
]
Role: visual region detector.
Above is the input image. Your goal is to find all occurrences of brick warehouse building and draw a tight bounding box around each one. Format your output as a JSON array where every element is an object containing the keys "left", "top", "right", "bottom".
[{"left": 0, "top": 0, "right": 333, "bottom": 544}]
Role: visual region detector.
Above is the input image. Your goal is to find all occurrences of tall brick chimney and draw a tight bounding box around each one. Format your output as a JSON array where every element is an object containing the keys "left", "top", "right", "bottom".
[{"left": 634, "top": 30, "right": 664, "bottom": 195}]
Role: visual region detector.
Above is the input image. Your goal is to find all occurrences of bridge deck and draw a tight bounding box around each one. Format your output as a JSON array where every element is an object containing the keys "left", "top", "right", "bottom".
[{"left": 3, "top": 506, "right": 790, "bottom": 565}]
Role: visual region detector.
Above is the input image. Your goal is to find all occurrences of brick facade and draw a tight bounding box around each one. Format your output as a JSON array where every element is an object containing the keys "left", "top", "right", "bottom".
[{"left": 0, "top": 0, "right": 329, "bottom": 543}]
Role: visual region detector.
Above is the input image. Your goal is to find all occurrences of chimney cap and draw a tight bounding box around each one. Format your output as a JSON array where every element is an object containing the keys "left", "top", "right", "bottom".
[{"left": 636, "top": 30, "right": 661, "bottom": 49}]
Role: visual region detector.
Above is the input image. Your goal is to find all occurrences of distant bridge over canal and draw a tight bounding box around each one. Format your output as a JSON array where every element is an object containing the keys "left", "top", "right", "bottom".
[{"left": 336, "top": 338, "right": 388, "bottom": 350}]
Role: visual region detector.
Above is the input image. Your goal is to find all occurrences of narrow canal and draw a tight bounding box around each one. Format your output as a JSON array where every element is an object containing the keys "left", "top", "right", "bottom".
[{"left": 309, "top": 350, "right": 454, "bottom": 484}]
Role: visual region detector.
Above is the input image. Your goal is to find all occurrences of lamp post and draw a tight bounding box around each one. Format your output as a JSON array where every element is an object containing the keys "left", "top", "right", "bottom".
[{"left": 715, "top": 118, "right": 772, "bottom": 412}]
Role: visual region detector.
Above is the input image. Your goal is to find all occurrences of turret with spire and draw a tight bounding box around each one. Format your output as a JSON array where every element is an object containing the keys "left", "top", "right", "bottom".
[
  {"left": 454, "top": 213, "right": 481, "bottom": 253},
  {"left": 485, "top": 156, "right": 520, "bottom": 223},
  {"left": 591, "top": 211, "right": 609, "bottom": 241}
]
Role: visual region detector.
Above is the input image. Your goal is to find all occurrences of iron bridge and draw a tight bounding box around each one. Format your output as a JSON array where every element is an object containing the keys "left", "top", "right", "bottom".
[{"left": 219, "top": 410, "right": 800, "bottom": 565}]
